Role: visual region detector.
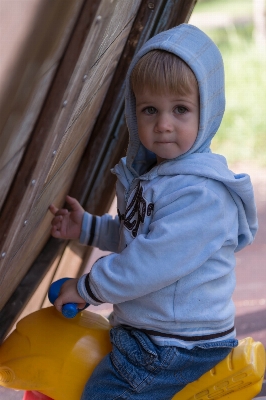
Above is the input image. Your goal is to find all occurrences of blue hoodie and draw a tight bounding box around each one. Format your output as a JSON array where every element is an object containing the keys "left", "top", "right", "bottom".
[{"left": 78, "top": 24, "right": 258, "bottom": 347}]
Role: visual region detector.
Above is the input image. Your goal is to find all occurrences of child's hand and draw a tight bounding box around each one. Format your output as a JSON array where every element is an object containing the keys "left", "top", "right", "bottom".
[
  {"left": 49, "top": 195, "right": 84, "bottom": 240},
  {"left": 53, "top": 278, "right": 86, "bottom": 313}
]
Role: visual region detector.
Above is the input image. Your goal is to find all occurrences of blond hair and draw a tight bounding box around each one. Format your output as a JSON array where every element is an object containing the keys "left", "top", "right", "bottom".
[{"left": 130, "top": 50, "right": 197, "bottom": 96}]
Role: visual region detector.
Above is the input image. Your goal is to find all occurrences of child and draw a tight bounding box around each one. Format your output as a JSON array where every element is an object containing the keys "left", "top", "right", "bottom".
[{"left": 50, "top": 24, "right": 258, "bottom": 399}]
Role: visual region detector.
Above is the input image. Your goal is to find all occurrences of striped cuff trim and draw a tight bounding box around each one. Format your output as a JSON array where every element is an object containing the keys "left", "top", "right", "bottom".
[
  {"left": 88, "top": 215, "right": 96, "bottom": 246},
  {"left": 77, "top": 274, "right": 103, "bottom": 306},
  {"left": 85, "top": 273, "right": 103, "bottom": 303}
]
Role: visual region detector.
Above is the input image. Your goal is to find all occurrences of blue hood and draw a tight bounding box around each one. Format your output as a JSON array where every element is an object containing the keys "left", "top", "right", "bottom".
[{"left": 125, "top": 23, "right": 225, "bottom": 176}]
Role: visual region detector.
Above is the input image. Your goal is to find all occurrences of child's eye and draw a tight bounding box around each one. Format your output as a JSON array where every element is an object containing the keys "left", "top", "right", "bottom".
[
  {"left": 143, "top": 106, "right": 157, "bottom": 115},
  {"left": 174, "top": 106, "right": 188, "bottom": 114}
]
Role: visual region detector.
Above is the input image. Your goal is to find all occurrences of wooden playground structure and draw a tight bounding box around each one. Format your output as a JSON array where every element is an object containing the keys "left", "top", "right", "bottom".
[{"left": 0, "top": 0, "right": 196, "bottom": 340}]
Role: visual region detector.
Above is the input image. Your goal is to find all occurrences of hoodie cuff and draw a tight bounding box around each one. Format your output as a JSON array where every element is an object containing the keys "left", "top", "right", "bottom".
[
  {"left": 77, "top": 274, "right": 104, "bottom": 306},
  {"left": 79, "top": 212, "right": 91, "bottom": 245},
  {"left": 79, "top": 212, "right": 98, "bottom": 246}
]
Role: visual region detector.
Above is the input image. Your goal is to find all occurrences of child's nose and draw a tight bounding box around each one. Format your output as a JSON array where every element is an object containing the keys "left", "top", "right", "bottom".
[{"left": 155, "top": 114, "right": 173, "bottom": 133}]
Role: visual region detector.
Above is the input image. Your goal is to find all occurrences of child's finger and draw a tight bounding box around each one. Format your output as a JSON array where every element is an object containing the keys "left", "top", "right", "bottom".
[
  {"left": 49, "top": 204, "right": 58, "bottom": 215},
  {"left": 51, "top": 228, "right": 63, "bottom": 239},
  {"left": 66, "top": 195, "right": 82, "bottom": 212},
  {"left": 54, "top": 209, "right": 69, "bottom": 218},
  {"left": 51, "top": 215, "right": 63, "bottom": 226},
  {"left": 49, "top": 204, "right": 69, "bottom": 217},
  {"left": 53, "top": 297, "right": 63, "bottom": 312},
  {"left": 77, "top": 302, "right": 87, "bottom": 309}
]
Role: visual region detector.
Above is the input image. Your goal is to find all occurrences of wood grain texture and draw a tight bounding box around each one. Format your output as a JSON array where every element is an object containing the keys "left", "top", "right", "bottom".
[
  {"left": 0, "top": 0, "right": 85, "bottom": 209},
  {"left": 0, "top": 0, "right": 141, "bottom": 313}
]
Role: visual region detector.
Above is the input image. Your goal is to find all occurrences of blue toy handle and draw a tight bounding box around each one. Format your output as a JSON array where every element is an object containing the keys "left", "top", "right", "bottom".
[{"left": 48, "top": 277, "right": 89, "bottom": 318}]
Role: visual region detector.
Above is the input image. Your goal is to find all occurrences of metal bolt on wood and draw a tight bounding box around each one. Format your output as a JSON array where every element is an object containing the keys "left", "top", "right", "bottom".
[
  {"left": 52, "top": 150, "right": 57, "bottom": 156},
  {"left": 62, "top": 100, "right": 68, "bottom": 107},
  {"left": 96, "top": 15, "right": 102, "bottom": 22},
  {"left": 23, "top": 220, "right": 28, "bottom": 226},
  {"left": 31, "top": 180, "right": 36, "bottom": 186},
  {"left": 148, "top": 2, "right": 155, "bottom": 9},
  {"left": 1, "top": 253, "right": 6, "bottom": 259},
  {"left": 83, "top": 75, "right": 88, "bottom": 81}
]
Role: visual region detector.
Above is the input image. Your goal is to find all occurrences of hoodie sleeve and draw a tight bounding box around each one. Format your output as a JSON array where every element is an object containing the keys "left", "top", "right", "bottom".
[
  {"left": 79, "top": 211, "right": 120, "bottom": 253},
  {"left": 78, "top": 180, "right": 238, "bottom": 305}
]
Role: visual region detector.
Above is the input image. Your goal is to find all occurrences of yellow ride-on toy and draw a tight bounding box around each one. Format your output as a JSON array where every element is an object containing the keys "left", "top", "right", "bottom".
[{"left": 0, "top": 279, "right": 265, "bottom": 400}]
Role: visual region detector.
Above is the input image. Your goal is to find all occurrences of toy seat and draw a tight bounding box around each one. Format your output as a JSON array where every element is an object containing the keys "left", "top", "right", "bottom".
[
  {"left": 0, "top": 307, "right": 265, "bottom": 400},
  {"left": 173, "top": 336, "right": 265, "bottom": 399}
]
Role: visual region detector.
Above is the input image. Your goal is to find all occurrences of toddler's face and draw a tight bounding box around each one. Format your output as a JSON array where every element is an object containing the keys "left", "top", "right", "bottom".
[{"left": 135, "top": 84, "right": 199, "bottom": 164}]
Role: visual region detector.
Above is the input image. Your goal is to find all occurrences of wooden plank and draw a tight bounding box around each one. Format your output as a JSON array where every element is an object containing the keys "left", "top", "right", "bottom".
[
  {"left": 0, "top": 0, "right": 42, "bottom": 95},
  {"left": 0, "top": 0, "right": 102, "bottom": 340},
  {"left": 0, "top": 147, "right": 25, "bottom": 206},
  {"left": 0, "top": 0, "right": 85, "bottom": 209},
  {"left": 0, "top": 64, "right": 59, "bottom": 206},
  {"left": 155, "top": 0, "right": 196, "bottom": 33},
  {"left": 0, "top": 0, "right": 101, "bottom": 250},
  {"left": 0, "top": 0, "right": 141, "bottom": 312}
]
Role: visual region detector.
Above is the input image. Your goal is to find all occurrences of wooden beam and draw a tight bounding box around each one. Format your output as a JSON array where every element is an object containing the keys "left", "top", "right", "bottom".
[
  {"left": 0, "top": 0, "right": 100, "bottom": 309},
  {"left": 0, "top": 0, "right": 85, "bottom": 209},
  {"left": 0, "top": 0, "right": 141, "bottom": 339}
]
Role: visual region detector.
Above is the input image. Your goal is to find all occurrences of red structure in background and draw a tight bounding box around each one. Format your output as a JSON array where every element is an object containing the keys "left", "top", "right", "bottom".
[{"left": 23, "top": 391, "right": 53, "bottom": 400}]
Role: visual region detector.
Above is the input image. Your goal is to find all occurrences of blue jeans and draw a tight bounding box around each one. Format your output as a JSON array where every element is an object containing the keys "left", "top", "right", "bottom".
[{"left": 81, "top": 326, "right": 238, "bottom": 400}]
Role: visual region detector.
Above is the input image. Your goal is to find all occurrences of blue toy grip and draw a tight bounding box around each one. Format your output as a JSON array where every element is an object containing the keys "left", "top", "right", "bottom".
[{"left": 48, "top": 277, "right": 89, "bottom": 318}]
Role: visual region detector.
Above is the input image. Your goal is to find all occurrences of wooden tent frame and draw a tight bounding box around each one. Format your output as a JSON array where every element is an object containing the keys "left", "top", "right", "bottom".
[{"left": 0, "top": 0, "right": 197, "bottom": 342}]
